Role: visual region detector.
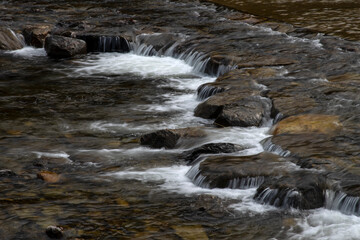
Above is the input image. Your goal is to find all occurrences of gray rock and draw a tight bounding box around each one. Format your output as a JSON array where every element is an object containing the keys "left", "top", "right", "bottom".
[
  {"left": 45, "top": 35, "right": 87, "bottom": 58},
  {"left": 214, "top": 96, "right": 272, "bottom": 127}
]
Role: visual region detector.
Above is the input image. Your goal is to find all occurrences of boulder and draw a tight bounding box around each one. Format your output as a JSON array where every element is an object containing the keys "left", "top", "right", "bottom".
[
  {"left": 187, "top": 152, "right": 297, "bottom": 189},
  {"left": 44, "top": 35, "right": 87, "bottom": 58},
  {"left": 215, "top": 96, "right": 272, "bottom": 127},
  {"left": 272, "top": 114, "right": 342, "bottom": 136},
  {"left": 140, "top": 127, "right": 206, "bottom": 149},
  {"left": 254, "top": 171, "right": 327, "bottom": 210},
  {"left": 22, "top": 25, "right": 52, "bottom": 48},
  {"left": 182, "top": 143, "right": 247, "bottom": 163},
  {"left": 0, "top": 27, "right": 24, "bottom": 50}
]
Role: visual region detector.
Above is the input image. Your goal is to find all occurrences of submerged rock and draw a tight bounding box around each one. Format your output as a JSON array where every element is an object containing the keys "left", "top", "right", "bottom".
[
  {"left": 44, "top": 35, "right": 87, "bottom": 58},
  {"left": 37, "top": 171, "right": 61, "bottom": 183},
  {"left": 254, "top": 171, "right": 327, "bottom": 210},
  {"left": 182, "top": 143, "right": 247, "bottom": 163},
  {"left": 45, "top": 226, "right": 64, "bottom": 239},
  {"left": 0, "top": 27, "right": 24, "bottom": 50},
  {"left": 22, "top": 25, "right": 52, "bottom": 48},
  {"left": 140, "top": 128, "right": 206, "bottom": 149}
]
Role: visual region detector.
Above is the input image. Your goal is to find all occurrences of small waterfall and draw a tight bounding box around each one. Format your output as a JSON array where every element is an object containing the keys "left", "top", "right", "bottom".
[
  {"left": 185, "top": 161, "right": 210, "bottom": 188},
  {"left": 129, "top": 35, "right": 236, "bottom": 77},
  {"left": 130, "top": 43, "right": 157, "bottom": 56},
  {"left": 326, "top": 190, "right": 360, "bottom": 216},
  {"left": 261, "top": 138, "right": 291, "bottom": 157},
  {"left": 186, "top": 161, "right": 265, "bottom": 189},
  {"left": 196, "top": 84, "right": 225, "bottom": 100},
  {"left": 98, "top": 36, "right": 130, "bottom": 52},
  {"left": 255, "top": 187, "right": 301, "bottom": 208},
  {"left": 8, "top": 28, "right": 26, "bottom": 48},
  {"left": 228, "top": 176, "right": 265, "bottom": 189}
]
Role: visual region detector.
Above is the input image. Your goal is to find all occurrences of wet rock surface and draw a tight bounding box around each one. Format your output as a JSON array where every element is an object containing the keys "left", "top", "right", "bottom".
[
  {"left": 140, "top": 128, "right": 206, "bottom": 149},
  {"left": 188, "top": 152, "right": 297, "bottom": 189},
  {"left": 182, "top": 143, "right": 247, "bottom": 163},
  {"left": 45, "top": 35, "right": 87, "bottom": 58},
  {"left": 23, "top": 25, "right": 52, "bottom": 48},
  {"left": 254, "top": 171, "right": 327, "bottom": 210}
]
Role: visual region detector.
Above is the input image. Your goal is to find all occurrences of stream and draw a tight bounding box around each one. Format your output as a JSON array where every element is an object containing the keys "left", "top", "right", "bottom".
[{"left": 1, "top": 0, "right": 360, "bottom": 239}]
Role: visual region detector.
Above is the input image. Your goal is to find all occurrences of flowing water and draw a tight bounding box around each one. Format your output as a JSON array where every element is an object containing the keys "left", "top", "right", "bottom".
[
  {"left": 207, "top": 0, "right": 360, "bottom": 41},
  {"left": 1, "top": 0, "right": 360, "bottom": 239}
]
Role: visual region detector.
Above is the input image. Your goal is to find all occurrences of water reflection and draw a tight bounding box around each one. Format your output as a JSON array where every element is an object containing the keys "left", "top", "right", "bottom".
[{"left": 207, "top": 0, "right": 360, "bottom": 41}]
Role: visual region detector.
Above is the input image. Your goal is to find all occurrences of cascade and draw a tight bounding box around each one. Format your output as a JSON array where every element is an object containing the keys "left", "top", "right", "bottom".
[{"left": 326, "top": 190, "right": 360, "bottom": 216}]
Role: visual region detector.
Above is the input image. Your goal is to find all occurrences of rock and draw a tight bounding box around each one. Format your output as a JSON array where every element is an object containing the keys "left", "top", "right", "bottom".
[
  {"left": 140, "top": 128, "right": 206, "bottom": 149},
  {"left": 214, "top": 96, "right": 272, "bottom": 127},
  {"left": 272, "top": 114, "right": 342, "bottom": 136},
  {"left": 187, "top": 152, "right": 297, "bottom": 189},
  {"left": 182, "top": 143, "right": 247, "bottom": 163},
  {"left": 37, "top": 171, "right": 61, "bottom": 183},
  {"left": 44, "top": 35, "right": 87, "bottom": 58},
  {"left": 0, "top": 169, "right": 16, "bottom": 177},
  {"left": 254, "top": 171, "right": 327, "bottom": 210},
  {"left": 22, "top": 25, "right": 52, "bottom": 48},
  {"left": 194, "top": 89, "right": 262, "bottom": 119},
  {"left": 0, "top": 27, "right": 24, "bottom": 50},
  {"left": 45, "top": 226, "right": 64, "bottom": 239}
]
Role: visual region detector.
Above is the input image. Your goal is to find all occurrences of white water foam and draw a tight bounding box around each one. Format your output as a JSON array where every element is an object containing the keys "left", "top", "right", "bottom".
[
  {"left": 73, "top": 53, "right": 194, "bottom": 77},
  {"left": 287, "top": 209, "right": 360, "bottom": 240},
  {"left": 7, "top": 47, "right": 46, "bottom": 58},
  {"left": 107, "top": 165, "right": 275, "bottom": 214},
  {"left": 33, "top": 151, "right": 72, "bottom": 163}
]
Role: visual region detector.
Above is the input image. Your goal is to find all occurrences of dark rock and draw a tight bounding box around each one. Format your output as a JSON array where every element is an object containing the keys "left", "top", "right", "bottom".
[
  {"left": 44, "top": 35, "right": 87, "bottom": 58},
  {"left": 140, "top": 127, "right": 206, "bottom": 149},
  {"left": 182, "top": 143, "right": 247, "bottom": 163},
  {"left": 0, "top": 27, "right": 24, "bottom": 50},
  {"left": 45, "top": 226, "right": 64, "bottom": 239},
  {"left": 140, "top": 129, "right": 180, "bottom": 149},
  {"left": 214, "top": 96, "right": 272, "bottom": 127},
  {"left": 187, "top": 152, "right": 297, "bottom": 189},
  {"left": 254, "top": 171, "right": 326, "bottom": 210},
  {"left": 0, "top": 169, "right": 16, "bottom": 177},
  {"left": 22, "top": 25, "right": 52, "bottom": 48},
  {"left": 77, "top": 35, "right": 130, "bottom": 53}
]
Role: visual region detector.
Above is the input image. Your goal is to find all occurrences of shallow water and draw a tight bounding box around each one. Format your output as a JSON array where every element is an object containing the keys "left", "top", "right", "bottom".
[
  {"left": 208, "top": 0, "right": 360, "bottom": 41},
  {"left": 1, "top": 0, "right": 360, "bottom": 239}
]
